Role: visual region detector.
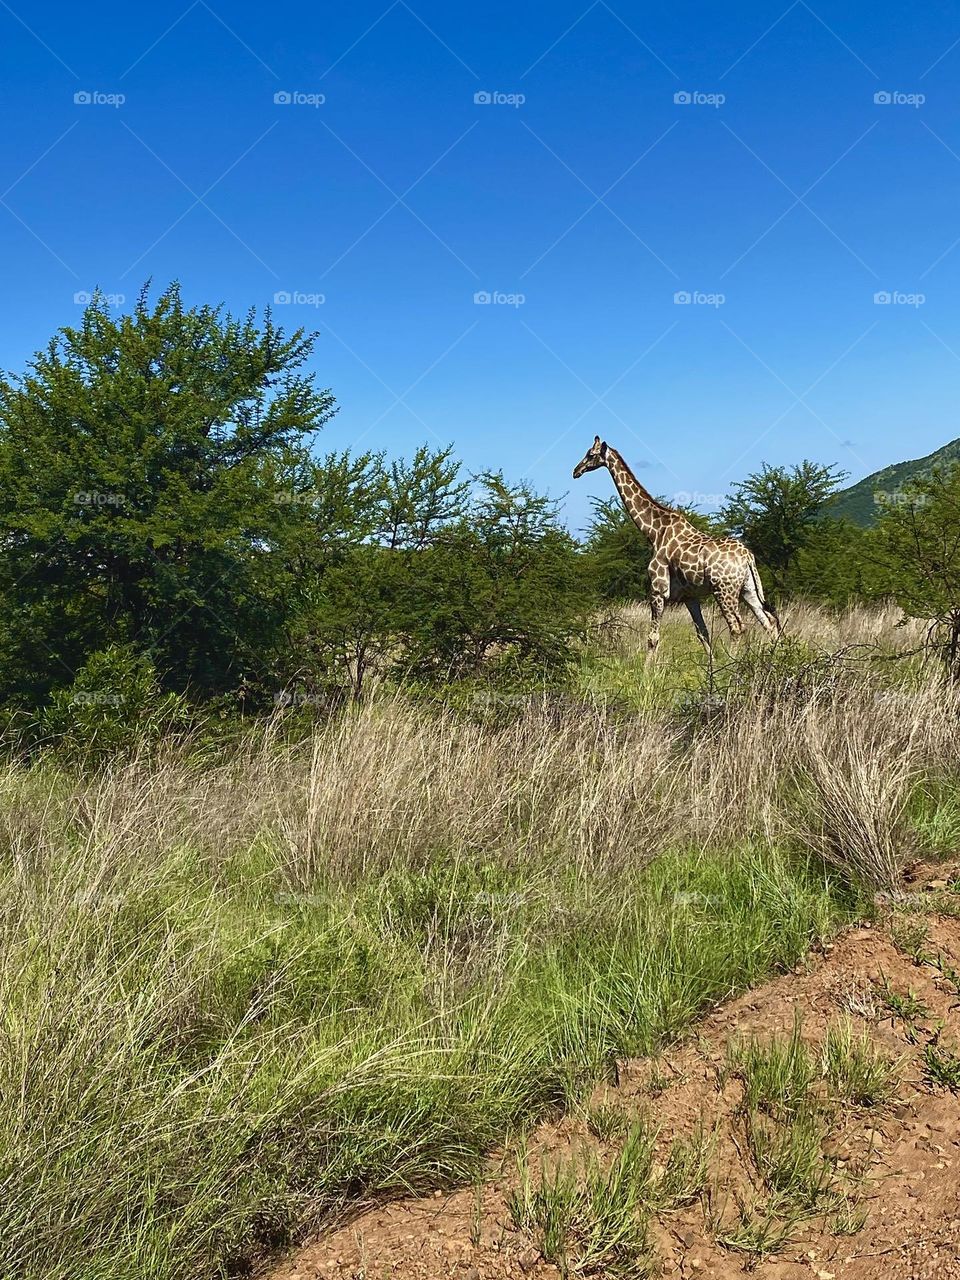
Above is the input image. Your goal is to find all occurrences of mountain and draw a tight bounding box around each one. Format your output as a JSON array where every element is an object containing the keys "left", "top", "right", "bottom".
[{"left": 827, "top": 437, "right": 960, "bottom": 526}]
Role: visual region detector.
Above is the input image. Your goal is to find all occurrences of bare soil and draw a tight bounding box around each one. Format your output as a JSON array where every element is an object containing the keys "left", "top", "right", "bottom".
[{"left": 264, "top": 871, "right": 960, "bottom": 1280}]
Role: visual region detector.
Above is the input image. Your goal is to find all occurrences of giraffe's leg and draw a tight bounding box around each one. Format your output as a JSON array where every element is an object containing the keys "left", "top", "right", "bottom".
[
  {"left": 715, "top": 589, "right": 744, "bottom": 640},
  {"left": 684, "top": 598, "right": 711, "bottom": 653},
  {"left": 648, "top": 592, "right": 666, "bottom": 654},
  {"left": 647, "top": 557, "right": 670, "bottom": 655},
  {"left": 741, "top": 574, "right": 777, "bottom": 633}
]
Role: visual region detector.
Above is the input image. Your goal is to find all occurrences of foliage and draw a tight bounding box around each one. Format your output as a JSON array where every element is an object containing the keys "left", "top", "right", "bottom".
[
  {"left": 720, "top": 461, "right": 847, "bottom": 591},
  {"left": 396, "top": 474, "right": 590, "bottom": 682},
  {"left": 0, "top": 289, "right": 592, "bottom": 716},
  {"left": 0, "top": 283, "right": 336, "bottom": 703},
  {"left": 39, "top": 644, "right": 190, "bottom": 761},
  {"left": 871, "top": 464, "right": 960, "bottom": 673},
  {"left": 784, "top": 517, "right": 873, "bottom": 605}
]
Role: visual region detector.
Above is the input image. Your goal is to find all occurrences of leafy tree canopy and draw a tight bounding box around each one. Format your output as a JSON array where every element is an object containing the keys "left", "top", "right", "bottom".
[
  {"left": 0, "top": 283, "right": 336, "bottom": 701},
  {"left": 720, "top": 460, "right": 847, "bottom": 590}
]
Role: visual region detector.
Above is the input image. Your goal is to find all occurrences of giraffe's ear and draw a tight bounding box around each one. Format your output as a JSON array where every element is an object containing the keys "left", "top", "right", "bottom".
[{"left": 599, "top": 440, "right": 608, "bottom": 458}]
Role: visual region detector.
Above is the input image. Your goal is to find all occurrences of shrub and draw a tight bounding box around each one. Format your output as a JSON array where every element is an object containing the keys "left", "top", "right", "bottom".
[{"left": 39, "top": 645, "right": 190, "bottom": 761}]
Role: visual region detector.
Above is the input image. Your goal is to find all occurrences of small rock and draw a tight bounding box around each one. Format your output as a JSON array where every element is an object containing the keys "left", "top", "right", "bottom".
[
  {"left": 927, "top": 880, "right": 949, "bottom": 891},
  {"left": 518, "top": 1247, "right": 541, "bottom": 1272}
]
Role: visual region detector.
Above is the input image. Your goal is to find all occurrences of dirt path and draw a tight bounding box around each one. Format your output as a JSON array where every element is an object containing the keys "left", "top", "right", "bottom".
[{"left": 264, "top": 878, "right": 960, "bottom": 1280}]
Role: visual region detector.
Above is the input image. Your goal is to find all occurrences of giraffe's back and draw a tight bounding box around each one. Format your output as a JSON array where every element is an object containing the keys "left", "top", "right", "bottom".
[{"left": 667, "top": 532, "right": 752, "bottom": 599}]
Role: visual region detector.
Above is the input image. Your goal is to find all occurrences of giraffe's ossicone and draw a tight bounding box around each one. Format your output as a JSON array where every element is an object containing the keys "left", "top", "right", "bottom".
[{"left": 573, "top": 436, "right": 780, "bottom": 653}]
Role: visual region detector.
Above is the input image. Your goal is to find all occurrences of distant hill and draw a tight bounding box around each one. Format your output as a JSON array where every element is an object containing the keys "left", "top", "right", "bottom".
[{"left": 827, "top": 437, "right": 960, "bottom": 526}]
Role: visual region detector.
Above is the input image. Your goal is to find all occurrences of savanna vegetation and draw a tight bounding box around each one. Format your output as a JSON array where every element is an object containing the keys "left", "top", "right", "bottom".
[{"left": 0, "top": 287, "right": 959, "bottom": 1279}]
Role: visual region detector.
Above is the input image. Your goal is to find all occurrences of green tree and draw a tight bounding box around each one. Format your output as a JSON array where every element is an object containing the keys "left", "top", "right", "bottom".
[
  {"left": 720, "top": 461, "right": 846, "bottom": 591},
  {"left": 276, "top": 445, "right": 472, "bottom": 701},
  {"left": 872, "top": 466, "right": 960, "bottom": 672},
  {"left": 398, "top": 474, "right": 590, "bottom": 682},
  {"left": 784, "top": 518, "right": 871, "bottom": 606},
  {"left": 0, "top": 284, "right": 336, "bottom": 702}
]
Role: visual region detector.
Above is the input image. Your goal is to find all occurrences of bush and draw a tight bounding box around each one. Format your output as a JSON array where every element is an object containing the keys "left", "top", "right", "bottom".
[{"left": 39, "top": 645, "right": 191, "bottom": 761}]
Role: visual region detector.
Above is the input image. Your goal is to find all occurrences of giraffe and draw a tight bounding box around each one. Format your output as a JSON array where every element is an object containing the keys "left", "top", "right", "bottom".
[{"left": 573, "top": 436, "right": 779, "bottom": 653}]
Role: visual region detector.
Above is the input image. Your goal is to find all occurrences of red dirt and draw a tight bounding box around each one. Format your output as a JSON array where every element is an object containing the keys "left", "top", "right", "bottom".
[{"left": 263, "top": 876, "right": 960, "bottom": 1280}]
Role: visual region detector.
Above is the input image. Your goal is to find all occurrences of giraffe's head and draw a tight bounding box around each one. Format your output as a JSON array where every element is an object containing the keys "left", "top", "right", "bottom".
[{"left": 572, "top": 436, "right": 608, "bottom": 479}]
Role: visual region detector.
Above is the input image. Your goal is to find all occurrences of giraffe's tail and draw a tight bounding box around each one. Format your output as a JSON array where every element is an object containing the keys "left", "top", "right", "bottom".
[{"left": 749, "top": 559, "right": 781, "bottom": 630}]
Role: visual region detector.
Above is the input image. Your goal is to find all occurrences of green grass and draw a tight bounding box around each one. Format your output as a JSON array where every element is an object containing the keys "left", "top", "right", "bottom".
[
  {"left": 727, "top": 1016, "right": 818, "bottom": 1118},
  {"left": 746, "top": 1113, "right": 844, "bottom": 1213},
  {"left": 2, "top": 607, "right": 953, "bottom": 1280},
  {"left": 821, "top": 1020, "right": 901, "bottom": 1106},
  {"left": 719, "top": 1017, "right": 898, "bottom": 1255},
  {"left": 583, "top": 1100, "right": 631, "bottom": 1142},
  {"left": 508, "top": 1125, "right": 659, "bottom": 1277},
  {"left": 922, "top": 1038, "right": 960, "bottom": 1092},
  {"left": 650, "top": 1128, "right": 712, "bottom": 1210},
  {"left": 0, "top": 821, "right": 848, "bottom": 1280},
  {"left": 909, "top": 779, "right": 960, "bottom": 856},
  {"left": 878, "top": 976, "right": 929, "bottom": 1026}
]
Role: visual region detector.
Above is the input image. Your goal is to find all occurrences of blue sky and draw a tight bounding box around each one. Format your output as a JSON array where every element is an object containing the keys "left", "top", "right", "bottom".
[{"left": 1, "top": 1, "right": 959, "bottom": 530}]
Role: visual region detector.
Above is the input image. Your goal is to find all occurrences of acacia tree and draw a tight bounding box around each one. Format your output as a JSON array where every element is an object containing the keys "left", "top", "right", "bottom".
[
  {"left": 720, "top": 460, "right": 846, "bottom": 591},
  {"left": 397, "top": 473, "right": 590, "bottom": 682},
  {"left": 873, "top": 466, "right": 960, "bottom": 674},
  {"left": 0, "top": 284, "right": 336, "bottom": 701},
  {"left": 280, "top": 447, "right": 470, "bottom": 700}
]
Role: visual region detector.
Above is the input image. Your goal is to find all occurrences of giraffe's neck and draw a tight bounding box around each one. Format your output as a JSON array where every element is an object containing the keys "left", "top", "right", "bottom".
[{"left": 605, "top": 449, "right": 672, "bottom": 542}]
